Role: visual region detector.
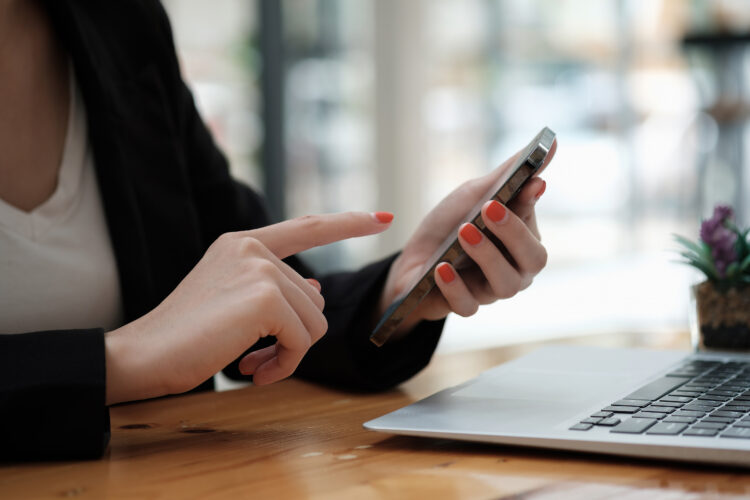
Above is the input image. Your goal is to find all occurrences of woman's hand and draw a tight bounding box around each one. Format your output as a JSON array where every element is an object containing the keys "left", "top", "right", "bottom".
[
  {"left": 380, "top": 141, "right": 556, "bottom": 336},
  {"left": 104, "top": 212, "right": 393, "bottom": 405}
]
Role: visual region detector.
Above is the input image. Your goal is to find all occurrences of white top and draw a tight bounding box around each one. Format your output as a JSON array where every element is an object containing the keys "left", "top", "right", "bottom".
[{"left": 0, "top": 70, "right": 123, "bottom": 334}]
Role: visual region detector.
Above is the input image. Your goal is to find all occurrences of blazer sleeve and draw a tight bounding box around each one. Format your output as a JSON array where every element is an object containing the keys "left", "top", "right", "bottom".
[
  {"left": 149, "top": 6, "right": 446, "bottom": 390},
  {"left": 176, "top": 79, "right": 445, "bottom": 388},
  {"left": 0, "top": 329, "right": 110, "bottom": 461}
]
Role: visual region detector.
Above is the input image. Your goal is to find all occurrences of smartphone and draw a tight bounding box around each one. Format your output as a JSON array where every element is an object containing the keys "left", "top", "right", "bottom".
[{"left": 370, "top": 126, "right": 556, "bottom": 347}]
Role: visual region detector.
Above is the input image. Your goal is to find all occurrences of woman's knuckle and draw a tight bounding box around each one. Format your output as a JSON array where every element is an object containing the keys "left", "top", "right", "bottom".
[
  {"left": 313, "top": 315, "right": 328, "bottom": 340},
  {"left": 493, "top": 277, "right": 519, "bottom": 300},
  {"left": 216, "top": 231, "right": 235, "bottom": 243},
  {"left": 240, "top": 236, "right": 264, "bottom": 255},
  {"left": 297, "top": 333, "right": 312, "bottom": 352},
  {"left": 534, "top": 247, "right": 548, "bottom": 271},
  {"left": 209, "top": 232, "right": 233, "bottom": 252},
  {"left": 254, "top": 282, "right": 282, "bottom": 309},
  {"left": 456, "top": 302, "right": 479, "bottom": 317},
  {"left": 252, "top": 258, "right": 278, "bottom": 278}
]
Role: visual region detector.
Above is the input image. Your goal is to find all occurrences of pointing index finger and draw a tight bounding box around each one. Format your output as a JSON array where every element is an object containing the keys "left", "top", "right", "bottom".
[{"left": 242, "top": 211, "right": 393, "bottom": 259}]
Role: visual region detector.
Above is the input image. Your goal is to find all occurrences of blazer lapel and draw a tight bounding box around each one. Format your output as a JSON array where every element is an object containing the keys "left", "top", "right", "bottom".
[{"left": 44, "top": 2, "right": 160, "bottom": 321}]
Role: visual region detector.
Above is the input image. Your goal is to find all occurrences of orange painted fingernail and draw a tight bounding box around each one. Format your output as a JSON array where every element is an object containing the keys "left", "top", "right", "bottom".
[
  {"left": 437, "top": 262, "right": 455, "bottom": 283},
  {"left": 373, "top": 211, "right": 394, "bottom": 223},
  {"left": 535, "top": 180, "right": 546, "bottom": 199},
  {"left": 459, "top": 223, "right": 482, "bottom": 245},
  {"left": 486, "top": 200, "right": 507, "bottom": 223}
]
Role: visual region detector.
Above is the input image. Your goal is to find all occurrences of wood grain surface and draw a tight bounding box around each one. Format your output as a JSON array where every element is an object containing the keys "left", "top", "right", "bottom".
[{"left": 2, "top": 330, "right": 749, "bottom": 499}]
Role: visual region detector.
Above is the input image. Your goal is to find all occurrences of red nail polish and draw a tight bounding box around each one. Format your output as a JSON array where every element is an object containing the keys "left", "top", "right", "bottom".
[
  {"left": 437, "top": 262, "right": 455, "bottom": 283},
  {"left": 459, "top": 223, "right": 482, "bottom": 245},
  {"left": 373, "top": 211, "right": 394, "bottom": 223},
  {"left": 486, "top": 200, "right": 507, "bottom": 223},
  {"left": 535, "top": 180, "right": 546, "bottom": 199}
]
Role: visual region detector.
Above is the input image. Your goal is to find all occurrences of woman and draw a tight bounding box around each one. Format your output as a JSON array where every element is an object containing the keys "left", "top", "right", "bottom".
[{"left": 0, "top": 0, "right": 552, "bottom": 460}]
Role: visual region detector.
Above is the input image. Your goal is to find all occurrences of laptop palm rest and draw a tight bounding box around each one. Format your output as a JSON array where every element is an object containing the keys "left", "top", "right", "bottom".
[{"left": 366, "top": 345, "right": 686, "bottom": 435}]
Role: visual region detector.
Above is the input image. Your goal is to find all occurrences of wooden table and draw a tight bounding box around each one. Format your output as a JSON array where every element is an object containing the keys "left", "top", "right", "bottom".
[{"left": 2, "top": 330, "right": 750, "bottom": 499}]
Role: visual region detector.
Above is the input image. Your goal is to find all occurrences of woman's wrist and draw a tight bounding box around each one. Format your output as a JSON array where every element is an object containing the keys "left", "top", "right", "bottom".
[{"left": 104, "top": 319, "right": 165, "bottom": 405}]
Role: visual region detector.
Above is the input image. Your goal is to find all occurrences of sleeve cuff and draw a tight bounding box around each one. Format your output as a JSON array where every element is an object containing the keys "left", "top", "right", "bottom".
[
  {"left": 0, "top": 329, "right": 110, "bottom": 461},
  {"left": 295, "top": 254, "right": 444, "bottom": 391}
]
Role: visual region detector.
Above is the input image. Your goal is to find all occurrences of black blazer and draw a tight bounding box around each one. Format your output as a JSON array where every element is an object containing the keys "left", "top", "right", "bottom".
[{"left": 0, "top": 0, "right": 443, "bottom": 461}]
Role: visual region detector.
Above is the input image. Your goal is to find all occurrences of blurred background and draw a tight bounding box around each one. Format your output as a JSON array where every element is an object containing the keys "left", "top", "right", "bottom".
[{"left": 162, "top": 0, "right": 750, "bottom": 354}]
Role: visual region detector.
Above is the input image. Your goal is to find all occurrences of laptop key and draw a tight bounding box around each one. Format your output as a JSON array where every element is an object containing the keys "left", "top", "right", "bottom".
[
  {"left": 696, "top": 395, "right": 728, "bottom": 403},
  {"left": 651, "top": 401, "right": 683, "bottom": 408},
  {"left": 707, "top": 390, "right": 739, "bottom": 397},
  {"left": 710, "top": 410, "right": 743, "bottom": 418},
  {"left": 624, "top": 376, "right": 691, "bottom": 401},
  {"left": 691, "top": 422, "right": 726, "bottom": 430},
  {"left": 719, "top": 385, "right": 746, "bottom": 392},
  {"left": 673, "top": 410, "right": 707, "bottom": 418},
  {"left": 723, "top": 405, "right": 750, "bottom": 412},
  {"left": 670, "top": 391, "right": 702, "bottom": 397},
  {"left": 694, "top": 399, "right": 724, "bottom": 407},
  {"left": 731, "top": 421, "right": 750, "bottom": 428},
  {"left": 646, "top": 422, "right": 688, "bottom": 435},
  {"left": 591, "top": 411, "right": 613, "bottom": 418},
  {"left": 612, "top": 399, "right": 649, "bottom": 407},
  {"left": 660, "top": 396, "right": 692, "bottom": 403},
  {"left": 667, "top": 370, "right": 704, "bottom": 378},
  {"left": 720, "top": 427, "right": 750, "bottom": 439},
  {"left": 596, "top": 417, "right": 620, "bottom": 426},
  {"left": 701, "top": 417, "right": 734, "bottom": 424},
  {"left": 569, "top": 423, "right": 593, "bottom": 431},
  {"left": 602, "top": 405, "right": 639, "bottom": 414},
  {"left": 581, "top": 417, "right": 602, "bottom": 424},
  {"left": 632, "top": 411, "right": 666, "bottom": 419},
  {"left": 683, "top": 428, "right": 719, "bottom": 437},
  {"left": 610, "top": 418, "right": 656, "bottom": 434},
  {"left": 681, "top": 404, "right": 718, "bottom": 413},
  {"left": 663, "top": 416, "right": 696, "bottom": 424},
  {"left": 644, "top": 405, "right": 674, "bottom": 413}
]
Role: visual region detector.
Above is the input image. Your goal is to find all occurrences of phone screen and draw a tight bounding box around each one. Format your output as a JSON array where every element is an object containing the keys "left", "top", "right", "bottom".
[{"left": 370, "top": 127, "right": 556, "bottom": 347}]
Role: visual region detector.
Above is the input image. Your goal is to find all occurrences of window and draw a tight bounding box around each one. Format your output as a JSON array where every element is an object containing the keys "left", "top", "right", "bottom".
[{"left": 166, "top": 0, "right": 750, "bottom": 352}]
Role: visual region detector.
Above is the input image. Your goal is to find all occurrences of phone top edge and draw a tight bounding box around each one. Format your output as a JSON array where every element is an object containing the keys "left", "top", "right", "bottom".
[{"left": 527, "top": 127, "right": 555, "bottom": 168}]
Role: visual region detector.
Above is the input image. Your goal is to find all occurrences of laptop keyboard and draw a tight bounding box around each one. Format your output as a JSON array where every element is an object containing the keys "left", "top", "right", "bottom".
[{"left": 570, "top": 359, "right": 750, "bottom": 439}]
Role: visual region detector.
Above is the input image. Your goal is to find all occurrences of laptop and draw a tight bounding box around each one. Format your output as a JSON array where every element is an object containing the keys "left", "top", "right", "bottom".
[{"left": 364, "top": 344, "right": 750, "bottom": 467}]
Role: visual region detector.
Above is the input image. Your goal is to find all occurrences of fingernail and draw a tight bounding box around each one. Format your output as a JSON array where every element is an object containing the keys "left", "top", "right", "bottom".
[
  {"left": 373, "top": 211, "right": 394, "bottom": 224},
  {"left": 459, "top": 223, "right": 482, "bottom": 245},
  {"left": 534, "top": 180, "right": 546, "bottom": 200},
  {"left": 486, "top": 200, "right": 508, "bottom": 223},
  {"left": 307, "top": 278, "right": 321, "bottom": 291},
  {"left": 437, "top": 262, "right": 455, "bottom": 283}
]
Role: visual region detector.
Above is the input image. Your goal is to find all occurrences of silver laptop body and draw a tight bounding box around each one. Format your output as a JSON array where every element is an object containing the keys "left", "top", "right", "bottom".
[{"left": 365, "top": 345, "right": 750, "bottom": 467}]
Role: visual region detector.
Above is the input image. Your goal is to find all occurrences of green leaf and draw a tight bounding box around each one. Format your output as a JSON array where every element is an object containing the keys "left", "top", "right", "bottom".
[
  {"left": 673, "top": 234, "right": 704, "bottom": 256},
  {"left": 679, "top": 250, "right": 716, "bottom": 271},
  {"left": 726, "top": 262, "right": 739, "bottom": 278},
  {"left": 740, "top": 254, "right": 750, "bottom": 272},
  {"left": 678, "top": 250, "right": 706, "bottom": 263},
  {"left": 699, "top": 241, "right": 715, "bottom": 262},
  {"left": 736, "top": 230, "right": 749, "bottom": 259},
  {"left": 675, "top": 257, "right": 718, "bottom": 281}
]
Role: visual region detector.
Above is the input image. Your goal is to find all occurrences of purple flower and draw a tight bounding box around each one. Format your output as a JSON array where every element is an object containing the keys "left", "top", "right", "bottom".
[{"left": 700, "top": 205, "right": 737, "bottom": 277}]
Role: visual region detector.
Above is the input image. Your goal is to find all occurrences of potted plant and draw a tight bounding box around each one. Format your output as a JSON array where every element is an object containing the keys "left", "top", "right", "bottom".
[{"left": 676, "top": 205, "right": 750, "bottom": 350}]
